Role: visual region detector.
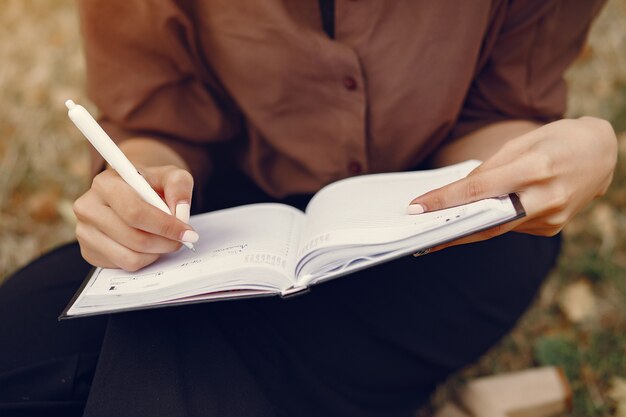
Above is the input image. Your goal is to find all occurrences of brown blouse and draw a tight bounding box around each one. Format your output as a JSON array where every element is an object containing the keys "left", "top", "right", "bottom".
[{"left": 78, "top": 0, "right": 604, "bottom": 198}]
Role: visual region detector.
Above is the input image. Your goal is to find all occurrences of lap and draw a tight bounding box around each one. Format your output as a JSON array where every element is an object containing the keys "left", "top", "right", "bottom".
[
  {"left": 0, "top": 242, "right": 107, "bottom": 417},
  {"left": 0, "top": 226, "right": 560, "bottom": 417},
  {"left": 86, "top": 232, "right": 560, "bottom": 417},
  {"left": 213, "top": 232, "right": 560, "bottom": 416}
]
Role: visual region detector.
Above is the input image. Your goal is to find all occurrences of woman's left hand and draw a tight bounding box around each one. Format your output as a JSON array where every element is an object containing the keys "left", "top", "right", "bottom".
[{"left": 407, "top": 117, "right": 618, "bottom": 251}]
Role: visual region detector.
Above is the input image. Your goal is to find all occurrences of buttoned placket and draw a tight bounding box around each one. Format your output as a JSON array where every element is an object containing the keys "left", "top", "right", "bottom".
[{"left": 334, "top": 0, "right": 369, "bottom": 178}]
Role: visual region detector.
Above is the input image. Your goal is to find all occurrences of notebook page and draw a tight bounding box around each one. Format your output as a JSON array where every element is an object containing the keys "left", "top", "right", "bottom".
[
  {"left": 84, "top": 203, "right": 305, "bottom": 297},
  {"left": 297, "top": 161, "right": 482, "bottom": 260},
  {"left": 296, "top": 196, "right": 517, "bottom": 281}
]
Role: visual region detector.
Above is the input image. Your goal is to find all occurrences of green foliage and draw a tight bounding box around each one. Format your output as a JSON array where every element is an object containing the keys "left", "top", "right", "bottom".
[
  {"left": 557, "top": 249, "right": 626, "bottom": 290},
  {"left": 588, "top": 330, "right": 626, "bottom": 380},
  {"left": 533, "top": 331, "right": 626, "bottom": 417},
  {"left": 609, "top": 83, "right": 626, "bottom": 132},
  {"left": 534, "top": 336, "right": 583, "bottom": 381}
]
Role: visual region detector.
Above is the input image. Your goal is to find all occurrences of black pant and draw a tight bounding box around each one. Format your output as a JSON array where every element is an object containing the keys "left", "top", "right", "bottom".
[{"left": 0, "top": 172, "right": 561, "bottom": 417}]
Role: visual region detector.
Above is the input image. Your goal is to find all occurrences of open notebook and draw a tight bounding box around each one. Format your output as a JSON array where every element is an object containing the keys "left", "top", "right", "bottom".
[{"left": 61, "top": 160, "right": 525, "bottom": 318}]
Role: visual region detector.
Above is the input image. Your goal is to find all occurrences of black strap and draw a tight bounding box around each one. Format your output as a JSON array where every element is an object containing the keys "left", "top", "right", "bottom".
[{"left": 318, "top": 0, "right": 335, "bottom": 38}]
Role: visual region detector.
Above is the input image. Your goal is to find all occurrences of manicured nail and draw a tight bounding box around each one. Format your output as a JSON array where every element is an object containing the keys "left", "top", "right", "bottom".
[
  {"left": 181, "top": 230, "right": 199, "bottom": 243},
  {"left": 406, "top": 203, "right": 425, "bottom": 215},
  {"left": 176, "top": 203, "right": 190, "bottom": 223}
]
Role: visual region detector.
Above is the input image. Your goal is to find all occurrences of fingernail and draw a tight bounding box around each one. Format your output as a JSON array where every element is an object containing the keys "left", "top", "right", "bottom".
[
  {"left": 176, "top": 203, "right": 191, "bottom": 223},
  {"left": 406, "top": 203, "right": 425, "bottom": 215},
  {"left": 181, "top": 230, "right": 199, "bottom": 243}
]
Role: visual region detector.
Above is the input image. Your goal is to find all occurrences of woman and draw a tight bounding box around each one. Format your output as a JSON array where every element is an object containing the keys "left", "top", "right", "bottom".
[{"left": 0, "top": 1, "right": 617, "bottom": 416}]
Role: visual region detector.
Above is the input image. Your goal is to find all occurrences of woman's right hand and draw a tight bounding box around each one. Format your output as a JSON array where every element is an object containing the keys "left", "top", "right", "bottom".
[{"left": 73, "top": 165, "right": 199, "bottom": 271}]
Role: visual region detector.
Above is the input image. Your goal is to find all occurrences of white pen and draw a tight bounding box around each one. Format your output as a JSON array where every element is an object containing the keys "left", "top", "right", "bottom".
[{"left": 65, "top": 99, "right": 196, "bottom": 251}]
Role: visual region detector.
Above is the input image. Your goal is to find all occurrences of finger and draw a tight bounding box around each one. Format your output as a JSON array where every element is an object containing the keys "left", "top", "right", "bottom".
[
  {"left": 138, "top": 165, "right": 174, "bottom": 191},
  {"left": 515, "top": 224, "right": 563, "bottom": 237},
  {"left": 466, "top": 145, "right": 516, "bottom": 176},
  {"left": 408, "top": 159, "right": 532, "bottom": 213},
  {"left": 76, "top": 223, "right": 160, "bottom": 271},
  {"left": 511, "top": 184, "right": 566, "bottom": 220},
  {"left": 112, "top": 198, "right": 198, "bottom": 244},
  {"left": 93, "top": 172, "right": 198, "bottom": 243},
  {"left": 77, "top": 236, "right": 118, "bottom": 269},
  {"left": 416, "top": 187, "right": 533, "bottom": 252},
  {"left": 471, "top": 130, "right": 542, "bottom": 173},
  {"left": 164, "top": 169, "right": 194, "bottom": 223},
  {"left": 78, "top": 203, "right": 183, "bottom": 254},
  {"left": 412, "top": 183, "right": 564, "bottom": 254},
  {"left": 74, "top": 186, "right": 184, "bottom": 253},
  {"left": 137, "top": 166, "right": 194, "bottom": 223},
  {"left": 426, "top": 217, "right": 525, "bottom": 252}
]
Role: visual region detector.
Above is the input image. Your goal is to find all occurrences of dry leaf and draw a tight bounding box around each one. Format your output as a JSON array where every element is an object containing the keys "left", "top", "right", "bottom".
[
  {"left": 67, "top": 156, "right": 90, "bottom": 178},
  {"left": 619, "top": 132, "right": 626, "bottom": 157},
  {"left": 558, "top": 279, "right": 597, "bottom": 323},
  {"left": 591, "top": 203, "right": 617, "bottom": 255},
  {"left": 26, "top": 189, "right": 60, "bottom": 223},
  {"left": 575, "top": 42, "right": 594, "bottom": 64},
  {"left": 608, "top": 377, "right": 626, "bottom": 417},
  {"left": 57, "top": 198, "right": 77, "bottom": 226}
]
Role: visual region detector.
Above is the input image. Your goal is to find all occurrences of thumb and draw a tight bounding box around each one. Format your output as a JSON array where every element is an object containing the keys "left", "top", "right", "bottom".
[
  {"left": 141, "top": 166, "right": 194, "bottom": 223},
  {"left": 163, "top": 169, "right": 194, "bottom": 224}
]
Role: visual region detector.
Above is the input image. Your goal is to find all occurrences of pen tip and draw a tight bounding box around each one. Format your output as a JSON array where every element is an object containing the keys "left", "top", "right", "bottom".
[
  {"left": 180, "top": 241, "right": 196, "bottom": 251},
  {"left": 65, "top": 99, "right": 76, "bottom": 110}
]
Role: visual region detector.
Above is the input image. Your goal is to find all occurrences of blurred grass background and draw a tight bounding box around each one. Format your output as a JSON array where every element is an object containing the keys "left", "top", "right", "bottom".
[{"left": 0, "top": 1, "right": 624, "bottom": 415}]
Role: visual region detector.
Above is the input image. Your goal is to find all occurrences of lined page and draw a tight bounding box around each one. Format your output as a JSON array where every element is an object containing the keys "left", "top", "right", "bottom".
[
  {"left": 297, "top": 161, "right": 483, "bottom": 258},
  {"left": 85, "top": 203, "right": 305, "bottom": 297}
]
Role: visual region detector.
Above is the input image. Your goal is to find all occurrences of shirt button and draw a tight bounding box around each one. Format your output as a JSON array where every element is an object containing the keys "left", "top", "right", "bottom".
[
  {"left": 348, "top": 160, "right": 363, "bottom": 175},
  {"left": 343, "top": 76, "right": 357, "bottom": 91}
]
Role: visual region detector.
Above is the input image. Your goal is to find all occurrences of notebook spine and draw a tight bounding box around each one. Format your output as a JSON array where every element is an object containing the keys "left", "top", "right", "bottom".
[{"left": 280, "top": 285, "right": 310, "bottom": 298}]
